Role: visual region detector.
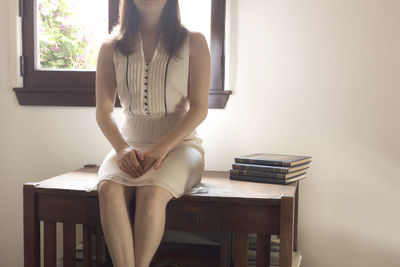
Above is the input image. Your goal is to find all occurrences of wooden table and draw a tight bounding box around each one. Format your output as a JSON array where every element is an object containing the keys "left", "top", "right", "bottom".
[{"left": 23, "top": 166, "right": 300, "bottom": 267}]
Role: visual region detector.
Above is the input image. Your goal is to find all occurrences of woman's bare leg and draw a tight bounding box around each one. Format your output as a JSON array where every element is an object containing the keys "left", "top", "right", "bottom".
[
  {"left": 133, "top": 185, "right": 174, "bottom": 267},
  {"left": 98, "top": 180, "right": 136, "bottom": 267}
]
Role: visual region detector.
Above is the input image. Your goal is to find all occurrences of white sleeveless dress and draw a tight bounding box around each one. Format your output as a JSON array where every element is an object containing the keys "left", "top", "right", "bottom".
[{"left": 85, "top": 33, "right": 206, "bottom": 198}]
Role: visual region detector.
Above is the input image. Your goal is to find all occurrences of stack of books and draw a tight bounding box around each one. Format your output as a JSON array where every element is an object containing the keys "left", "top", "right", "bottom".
[{"left": 229, "top": 153, "right": 312, "bottom": 185}]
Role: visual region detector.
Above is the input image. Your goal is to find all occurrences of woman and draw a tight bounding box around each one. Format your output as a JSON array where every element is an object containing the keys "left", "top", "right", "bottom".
[{"left": 89, "top": 0, "right": 210, "bottom": 266}]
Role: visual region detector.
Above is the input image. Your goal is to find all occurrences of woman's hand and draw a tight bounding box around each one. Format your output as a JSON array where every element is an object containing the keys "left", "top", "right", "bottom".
[
  {"left": 139, "top": 144, "right": 169, "bottom": 174},
  {"left": 116, "top": 146, "right": 144, "bottom": 178}
]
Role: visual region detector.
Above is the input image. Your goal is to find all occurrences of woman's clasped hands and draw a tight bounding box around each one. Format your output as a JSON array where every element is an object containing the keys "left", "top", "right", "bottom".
[{"left": 116, "top": 145, "right": 168, "bottom": 178}]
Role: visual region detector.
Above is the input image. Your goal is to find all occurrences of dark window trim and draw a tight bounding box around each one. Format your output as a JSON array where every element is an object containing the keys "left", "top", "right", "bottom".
[{"left": 13, "top": 0, "right": 231, "bottom": 108}]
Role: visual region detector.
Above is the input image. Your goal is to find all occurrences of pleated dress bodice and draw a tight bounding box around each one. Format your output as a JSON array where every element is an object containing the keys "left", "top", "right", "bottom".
[{"left": 113, "top": 33, "right": 201, "bottom": 144}]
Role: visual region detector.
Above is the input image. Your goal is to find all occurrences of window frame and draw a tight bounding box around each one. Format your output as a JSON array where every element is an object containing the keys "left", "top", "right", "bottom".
[{"left": 13, "top": 0, "right": 231, "bottom": 108}]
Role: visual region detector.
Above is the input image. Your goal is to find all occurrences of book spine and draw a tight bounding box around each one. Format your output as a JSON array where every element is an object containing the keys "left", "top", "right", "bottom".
[
  {"left": 232, "top": 163, "right": 289, "bottom": 173},
  {"left": 235, "top": 158, "right": 290, "bottom": 167},
  {"left": 229, "top": 174, "right": 288, "bottom": 185},
  {"left": 230, "top": 169, "right": 286, "bottom": 179}
]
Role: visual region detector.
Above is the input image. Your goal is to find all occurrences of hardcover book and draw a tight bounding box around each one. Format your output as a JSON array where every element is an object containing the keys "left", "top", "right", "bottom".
[
  {"left": 230, "top": 168, "right": 307, "bottom": 179},
  {"left": 234, "top": 153, "right": 311, "bottom": 167},
  {"left": 229, "top": 173, "right": 306, "bottom": 185},
  {"left": 232, "top": 162, "right": 310, "bottom": 174}
]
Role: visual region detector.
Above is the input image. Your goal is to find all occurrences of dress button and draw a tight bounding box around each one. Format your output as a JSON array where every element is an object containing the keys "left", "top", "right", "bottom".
[
  {"left": 146, "top": 112, "right": 150, "bottom": 115},
  {"left": 145, "top": 76, "right": 148, "bottom": 79},
  {"left": 144, "top": 82, "right": 148, "bottom": 86},
  {"left": 144, "top": 102, "right": 148, "bottom": 105},
  {"left": 144, "top": 96, "right": 147, "bottom": 98},
  {"left": 145, "top": 69, "right": 148, "bottom": 72},
  {"left": 144, "top": 89, "right": 148, "bottom": 92}
]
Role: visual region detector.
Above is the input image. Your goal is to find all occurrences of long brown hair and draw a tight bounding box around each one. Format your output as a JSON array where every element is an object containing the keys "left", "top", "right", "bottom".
[{"left": 107, "top": 0, "right": 188, "bottom": 58}]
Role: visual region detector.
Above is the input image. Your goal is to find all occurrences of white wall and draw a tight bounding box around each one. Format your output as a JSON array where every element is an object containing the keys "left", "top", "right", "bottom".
[{"left": 1, "top": 0, "right": 399, "bottom": 266}]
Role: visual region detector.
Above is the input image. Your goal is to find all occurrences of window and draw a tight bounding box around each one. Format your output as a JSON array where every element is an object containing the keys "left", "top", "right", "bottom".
[{"left": 14, "top": 0, "right": 231, "bottom": 108}]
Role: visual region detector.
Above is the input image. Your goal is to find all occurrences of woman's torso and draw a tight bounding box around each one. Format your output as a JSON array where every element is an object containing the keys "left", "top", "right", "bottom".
[{"left": 113, "top": 32, "right": 201, "bottom": 144}]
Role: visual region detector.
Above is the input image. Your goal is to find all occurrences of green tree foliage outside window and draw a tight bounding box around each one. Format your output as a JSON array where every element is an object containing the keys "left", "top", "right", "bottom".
[{"left": 38, "top": 0, "right": 98, "bottom": 70}]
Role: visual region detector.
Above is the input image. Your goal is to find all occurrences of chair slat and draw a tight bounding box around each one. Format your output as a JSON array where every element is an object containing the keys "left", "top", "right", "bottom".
[
  {"left": 234, "top": 233, "right": 248, "bottom": 267},
  {"left": 44, "top": 222, "right": 57, "bottom": 267},
  {"left": 63, "top": 223, "right": 76, "bottom": 267},
  {"left": 83, "top": 225, "right": 93, "bottom": 267},
  {"left": 256, "top": 234, "right": 271, "bottom": 267},
  {"left": 96, "top": 226, "right": 103, "bottom": 267}
]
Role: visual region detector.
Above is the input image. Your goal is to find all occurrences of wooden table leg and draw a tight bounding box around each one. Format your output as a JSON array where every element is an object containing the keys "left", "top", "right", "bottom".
[
  {"left": 234, "top": 233, "right": 248, "bottom": 267},
  {"left": 23, "top": 183, "right": 40, "bottom": 267},
  {"left": 280, "top": 197, "right": 294, "bottom": 267},
  {"left": 256, "top": 234, "right": 271, "bottom": 267},
  {"left": 294, "top": 183, "right": 299, "bottom": 252}
]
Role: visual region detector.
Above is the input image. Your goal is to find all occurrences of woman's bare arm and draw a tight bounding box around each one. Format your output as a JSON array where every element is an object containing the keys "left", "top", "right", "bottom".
[
  {"left": 95, "top": 41, "right": 129, "bottom": 153},
  {"left": 144, "top": 31, "right": 210, "bottom": 170},
  {"left": 95, "top": 41, "right": 143, "bottom": 176}
]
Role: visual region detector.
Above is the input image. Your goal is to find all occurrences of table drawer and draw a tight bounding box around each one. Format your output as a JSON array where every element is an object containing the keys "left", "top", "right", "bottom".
[
  {"left": 222, "top": 203, "right": 280, "bottom": 234},
  {"left": 165, "top": 201, "right": 221, "bottom": 232}
]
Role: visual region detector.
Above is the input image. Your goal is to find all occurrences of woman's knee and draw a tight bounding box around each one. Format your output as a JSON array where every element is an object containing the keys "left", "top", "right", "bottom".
[
  {"left": 98, "top": 180, "right": 125, "bottom": 202},
  {"left": 135, "top": 185, "right": 173, "bottom": 214}
]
